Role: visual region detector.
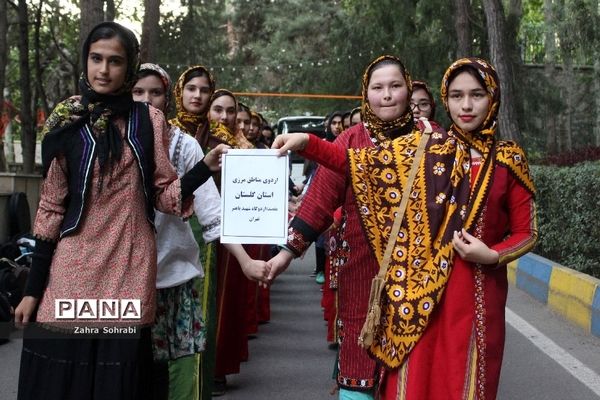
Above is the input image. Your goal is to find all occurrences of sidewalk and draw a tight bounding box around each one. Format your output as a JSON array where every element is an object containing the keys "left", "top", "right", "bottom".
[{"left": 222, "top": 245, "right": 337, "bottom": 399}]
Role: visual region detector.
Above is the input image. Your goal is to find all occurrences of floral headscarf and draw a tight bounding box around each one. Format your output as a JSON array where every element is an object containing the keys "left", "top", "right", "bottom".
[
  {"left": 138, "top": 63, "right": 172, "bottom": 113},
  {"left": 169, "top": 65, "right": 215, "bottom": 137},
  {"left": 441, "top": 57, "right": 501, "bottom": 142},
  {"left": 441, "top": 57, "right": 535, "bottom": 195},
  {"left": 42, "top": 21, "right": 141, "bottom": 177},
  {"left": 206, "top": 89, "right": 239, "bottom": 148},
  {"left": 361, "top": 55, "right": 414, "bottom": 143}
]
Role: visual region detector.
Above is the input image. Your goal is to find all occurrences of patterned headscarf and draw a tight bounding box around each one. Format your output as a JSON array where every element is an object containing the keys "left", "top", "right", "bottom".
[
  {"left": 441, "top": 57, "right": 535, "bottom": 210},
  {"left": 42, "top": 21, "right": 140, "bottom": 177},
  {"left": 441, "top": 57, "right": 500, "bottom": 143},
  {"left": 169, "top": 65, "right": 215, "bottom": 137},
  {"left": 412, "top": 80, "right": 436, "bottom": 120},
  {"left": 209, "top": 89, "right": 239, "bottom": 129},
  {"left": 138, "top": 63, "right": 172, "bottom": 113},
  {"left": 206, "top": 89, "right": 239, "bottom": 148},
  {"left": 361, "top": 55, "right": 414, "bottom": 143},
  {"left": 346, "top": 58, "right": 534, "bottom": 369}
]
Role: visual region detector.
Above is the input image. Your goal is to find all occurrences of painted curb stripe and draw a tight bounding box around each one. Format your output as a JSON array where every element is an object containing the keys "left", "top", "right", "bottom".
[
  {"left": 592, "top": 287, "right": 600, "bottom": 337},
  {"left": 513, "top": 253, "right": 600, "bottom": 338},
  {"left": 548, "top": 267, "right": 596, "bottom": 331},
  {"left": 516, "top": 253, "right": 552, "bottom": 304}
]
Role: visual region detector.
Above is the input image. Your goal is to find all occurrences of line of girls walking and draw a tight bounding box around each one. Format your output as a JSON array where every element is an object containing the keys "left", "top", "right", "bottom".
[
  {"left": 268, "top": 54, "right": 537, "bottom": 400},
  {"left": 13, "top": 21, "right": 276, "bottom": 400},
  {"left": 11, "top": 19, "right": 537, "bottom": 400},
  {"left": 133, "top": 64, "right": 276, "bottom": 398},
  {"left": 306, "top": 108, "right": 362, "bottom": 288}
]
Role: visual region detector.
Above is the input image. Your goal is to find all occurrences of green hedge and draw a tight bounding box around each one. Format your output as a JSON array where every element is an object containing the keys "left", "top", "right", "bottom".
[{"left": 531, "top": 162, "right": 600, "bottom": 278}]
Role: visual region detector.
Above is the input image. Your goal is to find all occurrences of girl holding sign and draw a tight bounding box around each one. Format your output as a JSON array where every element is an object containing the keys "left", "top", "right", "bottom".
[
  {"left": 271, "top": 58, "right": 537, "bottom": 400},
  {"left": 268, "top": 55, "right": 423, "bottom": 399}
]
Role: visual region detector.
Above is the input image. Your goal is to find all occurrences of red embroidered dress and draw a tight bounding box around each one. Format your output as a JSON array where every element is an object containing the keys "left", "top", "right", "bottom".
[
  {"left": 286, "top": 123, "right": 382, "bottom": 390},
  {"left": 381, "top": 154, "right": 537, "bottom": 400},
  {"left": 295, "top": 58, "right": 538, "bottom": 400},
  {"left": 297, "top": 130, "right": 536, "bottom": 399}
]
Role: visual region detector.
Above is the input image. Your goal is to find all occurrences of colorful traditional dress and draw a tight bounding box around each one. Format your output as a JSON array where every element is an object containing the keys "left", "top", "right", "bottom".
[
  {"left": 205, "top": 121, "right": 253, "bottom": 376},
  {"left": 19, "top": 103, "right": 194, "bottom": 400},
  {"left": 294, "top": 58, "right": 537, "bottom": 400},
  {"left": 169, "top": 67, "right": 231, "bottom": 399},
  {"left": 17, "top": 22, "right": 216, "bottom": 400},
  {"left": 378, "top": 58, "right": 538, "bottom": 400},
  {"left": 152, "top": 124, "right": 223, "bottom": 399},
  {"left": 284, "top": 56, "right": 418, "bottom": 394},
  {"left": 177, "top": 86, "right": 246, "bottom": 388}
]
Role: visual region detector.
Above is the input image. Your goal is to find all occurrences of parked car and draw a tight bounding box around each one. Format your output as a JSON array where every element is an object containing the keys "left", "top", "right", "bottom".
[{"left": 276, "top": 116, "right": 325, "bottom": 163}]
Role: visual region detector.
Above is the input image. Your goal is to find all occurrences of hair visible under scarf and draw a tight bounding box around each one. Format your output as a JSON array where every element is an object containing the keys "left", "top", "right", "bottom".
[
  {"left": 41, "top": 21, "right": 140, "bottom": 179},
  {"left": 169, "top": 65, "right": 215, "bottom": 137},
  {"left": 346, "top": 58, "right": 535, "bottom": 369},
  {"left": 412, "top": 80, "right": 436, "bottom": 120},
  {"left": 361, "top": 55, "right": 414, "bottom": 143},
  {"left": 208, "top": 89, "right": 239, "bottom": 133},
  {"left": 441, "top": 58, "right": 500, "bottom": 144},
  {"left": 206, "top": 89, "right": 239, "bottom": 147},
  {"left": 138, "top": 63, "right": 172, "bottom": 113},
  {"left": 325, "top": 110, "right": 344, "bottom": 142}
]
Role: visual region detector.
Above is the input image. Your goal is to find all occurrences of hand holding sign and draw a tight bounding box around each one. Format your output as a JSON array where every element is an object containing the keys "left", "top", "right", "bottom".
[{"left": 220, "top": 149, "right": 289, "bottom": 244}]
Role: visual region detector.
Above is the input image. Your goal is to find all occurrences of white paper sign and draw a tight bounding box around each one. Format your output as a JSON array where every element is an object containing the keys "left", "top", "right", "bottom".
[{"left": 220, "top": 149, "right": 289, "bottom": 244}]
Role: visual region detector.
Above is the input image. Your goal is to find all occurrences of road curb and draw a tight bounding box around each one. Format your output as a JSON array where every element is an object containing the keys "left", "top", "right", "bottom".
[{"left": 508, "top": 253, "right": 600, "bottom": 338}]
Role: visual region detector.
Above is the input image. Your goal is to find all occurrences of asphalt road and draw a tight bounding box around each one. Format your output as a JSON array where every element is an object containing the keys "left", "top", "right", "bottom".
[{"left": 1, "top": 247, "right": 600, "bottom": 399}]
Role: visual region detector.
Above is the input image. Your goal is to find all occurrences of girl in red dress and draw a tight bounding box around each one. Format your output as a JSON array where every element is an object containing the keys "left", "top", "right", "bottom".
[{"left": 271, "top": 58, "right": 537, "bottom": 400}]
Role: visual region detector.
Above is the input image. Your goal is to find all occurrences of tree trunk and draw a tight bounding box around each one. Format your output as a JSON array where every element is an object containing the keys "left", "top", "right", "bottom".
[
  {"left": 140, "top": 0, "right": 161, "bottom": 62},
  {"left": 16, "top": 0, "right": 35, "bottom": 173},
  {"left": 543, "top": 0, "right": 558, "bottom": 154},
  {"left": 0, "top": 0, "right": 9, "bottom": 171},
  {"left": 561, "top": 61, "right": 574, "bottom": 152},
  {"left": 452, "top": 0, "right": 472, "bottom": 58},
  {"left": 506, "top": 0, "right": 522, "bottom": 58},
  {"left": 105, "top": 0, "right": 116, "bottom": 22},
  {"left": 48, "top": 17, "right": 79, "bottom": 96},
  {"left": 482, "top": 0, "right": 522, "bottom": 142},
  {"left": 506, "top": 0, "right": 522, "bottom": 108},
  {"left": 34, "top": 0, "right": 49, "bottom": 117},
  {"left": 79, "top": 0, "right": 105, "bottom": 58}
]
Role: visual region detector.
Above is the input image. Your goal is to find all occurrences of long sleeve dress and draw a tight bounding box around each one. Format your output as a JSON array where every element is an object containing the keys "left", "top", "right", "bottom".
[
  {"left": 285, "top": 123, "right": 383, "bottom": 391},
  {"left": 18, "top": 105, "right": 198, "bottom": 400},
  {"left": 296, "top": 133, "right": 537, "bottom": 400},
  {"left": 34, "top": 107, "right": 192, "bottom": 326},
  {"left": 381, "top": 154, "right": 537, "bottom": 400},
  {"left": 153, "top": 126, "right": 222, "bottom": 362}
]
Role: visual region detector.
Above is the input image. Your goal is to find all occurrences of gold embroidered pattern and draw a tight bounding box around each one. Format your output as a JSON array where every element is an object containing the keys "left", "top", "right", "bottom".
[{"left": 348, "top": 129, "right": 475, "bottom": 368}]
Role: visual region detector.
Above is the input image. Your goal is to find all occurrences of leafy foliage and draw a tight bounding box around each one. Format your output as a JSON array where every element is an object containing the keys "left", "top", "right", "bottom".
[{"left": 532, "top": 162, "right": 600, "bottom": 278}]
